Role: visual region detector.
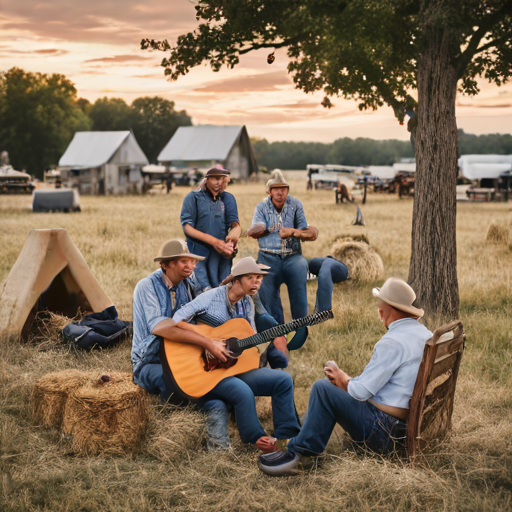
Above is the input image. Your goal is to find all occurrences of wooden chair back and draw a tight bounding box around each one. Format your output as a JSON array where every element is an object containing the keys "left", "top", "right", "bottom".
[{"left": 406, "top": 320, "right": 465, "bottom": 458}]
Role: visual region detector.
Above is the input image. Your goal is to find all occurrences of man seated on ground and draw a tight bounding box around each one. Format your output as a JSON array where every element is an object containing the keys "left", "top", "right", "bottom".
[
  {"left": 131, "top": 239, "right": 235, "bottom": 450},
  {"left": 258, "top": 277, "right": 432, "bottom": 475},
  {"left": 172, "top": 256, "right": 301, "bottom": 453},
  {"left": 248, "top": 169, "right": 318, "bottom": 350}
]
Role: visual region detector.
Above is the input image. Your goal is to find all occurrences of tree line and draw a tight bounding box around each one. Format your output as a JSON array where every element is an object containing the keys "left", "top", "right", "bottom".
[
  {"left": 0, "top": 68, "right": 192, "bottom": 179},
  {"left": 252, "top": 130, "right": 512, "bottom": 170}
]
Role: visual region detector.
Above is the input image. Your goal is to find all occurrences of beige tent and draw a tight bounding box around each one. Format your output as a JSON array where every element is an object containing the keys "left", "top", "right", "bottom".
[{"left": 0, "top": 229, "right": 113, "bottom": 339}]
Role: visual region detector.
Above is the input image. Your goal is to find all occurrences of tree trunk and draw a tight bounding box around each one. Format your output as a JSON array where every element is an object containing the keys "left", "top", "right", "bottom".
[{"left": 408, "top": 10, "right": 460, "bottom": 321}]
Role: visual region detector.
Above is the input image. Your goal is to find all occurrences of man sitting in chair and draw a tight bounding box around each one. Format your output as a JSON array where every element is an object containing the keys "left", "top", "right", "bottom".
[
  {"left": 258, "top": 277, "right": 432, "bottom": 476},
  {"left": 172, "top": 256, "right": 301, "bottom": 453}
]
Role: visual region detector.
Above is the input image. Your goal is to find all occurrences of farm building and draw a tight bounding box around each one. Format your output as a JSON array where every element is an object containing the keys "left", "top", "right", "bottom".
[
  {"left": 458, "top": 154, "right": 512, "bottom": 181},
  {"left": 157, "top": 125, "right": 258, "bottom": 181},
  {"left": 58, "top": 131, "right": 149, "bottom": 195}
]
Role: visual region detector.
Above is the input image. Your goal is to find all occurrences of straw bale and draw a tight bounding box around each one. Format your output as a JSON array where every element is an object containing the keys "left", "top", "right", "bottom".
[
  {"left": 31, "top": 370, "right": 91, "bottom": 429},
  {"left": 62, "top": 372, "right": 150, "bottom": 456},
  {"left": 331, "top": 240, "right": 384, "bottom": 283},
  {"left": 333, "top": 232, "right": 370, "bottom": 245},
  {"left": 485, "top": 221, "right": 510, "bottom": 245}
]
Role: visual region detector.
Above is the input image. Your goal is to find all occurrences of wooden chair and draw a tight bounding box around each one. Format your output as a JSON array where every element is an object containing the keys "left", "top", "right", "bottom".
[{"left": 406, "top": 321, "right": 466, "bottom": 459}]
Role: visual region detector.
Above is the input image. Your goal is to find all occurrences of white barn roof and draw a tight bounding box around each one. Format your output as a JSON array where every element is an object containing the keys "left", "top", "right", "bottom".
[
  {"left": 59, "top": 131, "right": 148, "bottom": 168},
  {"left": 158, "top": 125, "right": 244, "bottom": 163},
  {"left": 458, "top": 154, "right": 512, "bottom": 180}
]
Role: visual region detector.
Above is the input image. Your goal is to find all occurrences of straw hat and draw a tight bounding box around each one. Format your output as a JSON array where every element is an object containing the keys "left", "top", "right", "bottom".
[
  {"left": 372, "top": 277, "right": 424, "bottom": 318},
  {"left": 266, "top": 169, "right": 289, "bottom": 192},
  {"left": 154, "top": 239, "right": 205, "bottom": 262},
  {"left": 231, "top": 257, "right": 269, "bottom": 277}
]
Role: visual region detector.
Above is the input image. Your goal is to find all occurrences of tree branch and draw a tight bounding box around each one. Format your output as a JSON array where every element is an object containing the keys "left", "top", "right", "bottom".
[{"left": 238, "top": 37, "right": 302, "bottom": 56}]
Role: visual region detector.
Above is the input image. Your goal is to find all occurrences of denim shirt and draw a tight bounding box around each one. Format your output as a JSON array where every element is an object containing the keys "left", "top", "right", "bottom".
[
  {"left": 180, "top": 188, "right": 239, "bottom": 257},
  {"left": 251, "top": 196, "right": 308, "bottom": 255},
  {"left": 172, "top": 285, "right": 257, "bottom": 332},
  {"left": 131, "top": 269, "right": 199, "bottom": 383},
  {"left": 347, "top": 318, "right": 433, "bottom": 409}
]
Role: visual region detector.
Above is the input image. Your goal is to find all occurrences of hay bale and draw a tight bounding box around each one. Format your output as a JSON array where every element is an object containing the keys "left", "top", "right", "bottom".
[
  {"left": 331, "top": 240, "right": 384, "bottom": 283},
  {"left": 333, "top": 233, "right": 370, "bottom": 245},
  {"left": 31, "top": 370, "right": 91, "bottom": 429},
  {"left": 146, "top": 407, "right": 207, "bottom": 463},
  {"left": 485, "top": 221, "right": 510, "bottom": 245},
  {"left": 62, "top": 372, "right": 150, "bottom": 456}
]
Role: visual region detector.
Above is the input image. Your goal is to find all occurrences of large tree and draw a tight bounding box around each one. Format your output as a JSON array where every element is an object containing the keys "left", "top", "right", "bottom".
[
  {"left": 143, "top": 0, "right": 512, "bottom": 320},
  {"left": 0, "top": 68, "right": 90, "bottom": 178}
]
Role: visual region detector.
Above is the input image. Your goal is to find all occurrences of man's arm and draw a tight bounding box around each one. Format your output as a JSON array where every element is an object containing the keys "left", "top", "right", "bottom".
[
  {"left": 248, "top": 202, "right": 268, "bottom": 240},
  {"left": 153, "top": 319, "right": 231, "bottom": 362},
  {"left": 225, "top": 222, "right": 241, "bottom": 244},
  {"left": 279, "top": 225, "right": 319, "bottom": 241}
]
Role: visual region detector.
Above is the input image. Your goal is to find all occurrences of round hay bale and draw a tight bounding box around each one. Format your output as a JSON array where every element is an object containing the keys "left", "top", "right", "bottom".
[
  {"left": 31, "top": 370, "right": 91, "bottom": 429},
  {"left": 62, "top": 372, "right": 150, "bottom": 456},
  {"left": 485, "top": 221, "right": 510, "bottom": 245},
  {"left": 331, "top": 240, "right": 384, "bottom": 283},
  {"left": 333, "top": 232, "right": 370, "bottom": 245}
]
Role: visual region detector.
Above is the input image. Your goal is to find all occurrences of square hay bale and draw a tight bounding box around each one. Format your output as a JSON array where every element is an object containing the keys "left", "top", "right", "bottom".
[
  {"left": 62, "top": 372, "right": 150, "bottom": 456},
  {"left": 31, "top": 370, "right": 91, "bottom": 429}
]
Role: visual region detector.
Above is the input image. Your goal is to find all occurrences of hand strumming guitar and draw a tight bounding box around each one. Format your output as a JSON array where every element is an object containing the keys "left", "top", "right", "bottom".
[{"left": 207, "top": 339, "right": 234, "bottom": 363}]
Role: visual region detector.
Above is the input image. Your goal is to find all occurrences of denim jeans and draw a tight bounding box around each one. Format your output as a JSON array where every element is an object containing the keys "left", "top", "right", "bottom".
[
  {"left": 192, "top": 248, "right": 232, "bottom": 291},
  {"left": 287, "top": 379, "right": 406, "bottom": 456},
  {"left": 204, "top": 368, "right": 301, "bottom": 444},
  {"left": 137, "top": 363, "right": 231, "bottom": 449},
  {"left": 308, "top": 257, "right": 349, "bottom": 312},
  {"left": 257, "top": 252, "right": 309, "bottom": 325}
]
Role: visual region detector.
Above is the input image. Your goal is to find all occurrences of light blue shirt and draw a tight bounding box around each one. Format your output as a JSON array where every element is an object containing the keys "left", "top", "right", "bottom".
[
  {"left": 172, "top": 285, "right": 257, "bottom": 332},
  {"left": 251, "top": 196, "right": 308, "bottom": 255},
  {"left": 347, "top": 318, "right": 433, "bottom": 409}
]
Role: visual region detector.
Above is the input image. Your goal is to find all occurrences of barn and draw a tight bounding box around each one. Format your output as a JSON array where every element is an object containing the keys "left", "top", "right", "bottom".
[
  {"left": 157, "top": 125, "right": 258, "bottom": 181},
  {"left": 58, "top": 131, "right": 149, "bottom": 195}
]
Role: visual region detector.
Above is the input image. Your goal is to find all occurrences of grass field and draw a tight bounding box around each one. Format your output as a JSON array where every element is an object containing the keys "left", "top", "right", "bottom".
[{"left": 1, "top": 179, "right": 512, "bottom": 511}]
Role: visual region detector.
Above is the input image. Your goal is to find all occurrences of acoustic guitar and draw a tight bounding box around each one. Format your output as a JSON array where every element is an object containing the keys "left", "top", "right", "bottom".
[{"left": 160, "top": 310, "right": 334, "bottom": 403}]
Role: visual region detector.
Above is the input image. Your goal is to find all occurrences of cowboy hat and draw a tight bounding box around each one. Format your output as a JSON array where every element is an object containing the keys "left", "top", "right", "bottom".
[
  {"left": 231, "top": 257, "right": 269, "bottom": 277},
  {"left": 265, "top": 169, "right": 289, "bottom": 192},
  {"left": 372, "top": 277, "right": 424, "bottom": 318},
  {"left": 154, "top": 239, "right": 205, "bottom": 262}
]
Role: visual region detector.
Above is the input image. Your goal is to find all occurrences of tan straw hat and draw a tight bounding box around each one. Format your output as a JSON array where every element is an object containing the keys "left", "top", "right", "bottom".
[
  {"left": 231, "top": 257, "right": 269, "bottom": 277},
  {"left": 266, "top": 169, "right": 289, "bottom": 192},
  {"left": 372, "top": 277, "right": 424, "bottom": 318},
  {"left": 154, "top": 239, "right": 205, "bottom": 262}
]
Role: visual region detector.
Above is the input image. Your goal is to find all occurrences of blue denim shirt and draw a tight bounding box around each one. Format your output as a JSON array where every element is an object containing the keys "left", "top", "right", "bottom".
[
  {"left": 180, "top": 188, "right": 239, "bottom": 257},
  {"left": 131, "top": 269, "right": 199, "bottom": 383},
  {"left": 251, "top": 196, "right": 308, "bottom": 255},
  {"left": 347, "top": 318, "right": 433, "bottom": 409}
]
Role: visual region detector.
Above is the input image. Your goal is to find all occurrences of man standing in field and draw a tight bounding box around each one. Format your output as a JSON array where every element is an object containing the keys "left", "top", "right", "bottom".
[
  {"left": 248, "top": 169, "right": 318, "bottom": 343},
  {"left": 131, "top": 239, "right": 233, "bottom": 449},
  {"left": 180, "top": 166, "right": 241, "bottom": 292},
  {"left": 258, "top": 277, "right": 432, "bottom": 475}
]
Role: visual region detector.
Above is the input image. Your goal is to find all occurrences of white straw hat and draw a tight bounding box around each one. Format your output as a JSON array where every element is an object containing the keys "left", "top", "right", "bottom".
[
  {"left": 372, "top": 277, "right": 424, "bottom": 318},
  {"left": 265, "top": 169, "right": 289, "bottom": 192}
]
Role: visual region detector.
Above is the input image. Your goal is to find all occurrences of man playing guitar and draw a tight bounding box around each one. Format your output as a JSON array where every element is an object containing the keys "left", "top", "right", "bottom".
[{"left": 171, "top": 257, "right": 301, "bottom": 453}]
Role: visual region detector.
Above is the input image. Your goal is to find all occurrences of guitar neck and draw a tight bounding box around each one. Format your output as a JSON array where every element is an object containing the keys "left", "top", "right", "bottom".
[{"left": 237, "top": 310, "right": 333, "bottom": 351}]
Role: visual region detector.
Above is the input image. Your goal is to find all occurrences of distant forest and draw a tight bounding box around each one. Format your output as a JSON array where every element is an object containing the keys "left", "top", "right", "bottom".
[{"left": 252, "top": 130, "right": 512, "bottom": 170}]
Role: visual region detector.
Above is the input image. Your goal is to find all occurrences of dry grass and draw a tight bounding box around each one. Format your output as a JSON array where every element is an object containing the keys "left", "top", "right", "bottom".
[{"left": 1, "top": 180, "right": 512, "bottom": 511}]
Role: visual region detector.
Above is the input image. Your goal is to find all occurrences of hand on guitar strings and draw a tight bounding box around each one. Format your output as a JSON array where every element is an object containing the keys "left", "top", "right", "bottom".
[{"left": 208, "top": 339, "right": 235, "bottom": 363}]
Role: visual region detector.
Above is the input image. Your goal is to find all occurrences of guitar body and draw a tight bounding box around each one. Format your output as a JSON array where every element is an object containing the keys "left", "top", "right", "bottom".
[{"left": 160, "top": 318, "right": 261, "bottom": 402}]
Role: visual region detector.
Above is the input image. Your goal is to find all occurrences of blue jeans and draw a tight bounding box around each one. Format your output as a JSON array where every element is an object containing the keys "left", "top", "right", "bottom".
[
  {"left": 308, "top": 257, "right": 349, "bottom": 312},
  {"left": 193, "top": 249, "right": 232, "bottom": 291},
  {"left": 204, "top": 368, "right": 301, "bottom": 444},
  {"left": 287, "top": 379, "right": 406, "bottom": 456},
  {"left": 137, "top": 363, "right": 231, "bottom": 449},
  {"left": 257, "top": 252, "right": 309, "bottom": 325}
]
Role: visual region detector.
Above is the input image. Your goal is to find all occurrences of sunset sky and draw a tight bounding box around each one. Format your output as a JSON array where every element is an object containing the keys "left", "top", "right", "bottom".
[{"left": 1, "top": 0, "right": 511, "bottom": 143}]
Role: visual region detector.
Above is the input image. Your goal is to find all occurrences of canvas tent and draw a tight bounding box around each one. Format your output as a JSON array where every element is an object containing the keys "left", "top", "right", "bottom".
[
  {"left": 158, "top": 125, "right": 258, "bottom": 180},
  {"left": 0, "top": 229, "right": 113, "bottom": 339},
  {"left": 458, "top": 154, "right": 512, "bottom": 181},
  {"left": 58, "top": 131, "right": 149, "bottom": 195}
]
